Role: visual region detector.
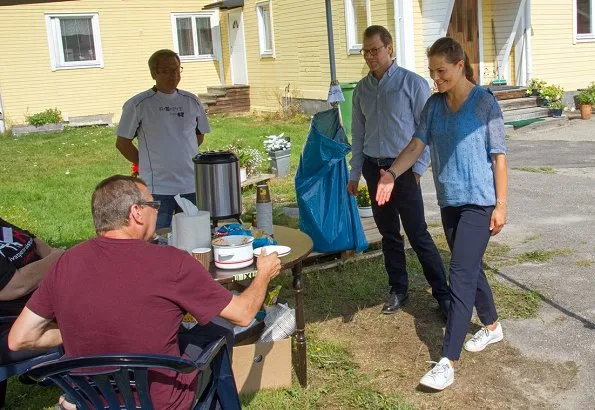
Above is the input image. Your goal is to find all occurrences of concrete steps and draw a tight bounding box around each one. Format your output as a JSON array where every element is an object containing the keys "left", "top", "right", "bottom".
[
  {"left": 503, "top": 106, "right": 551, "bottom": 123},
  {"left": 490, "top": 86, "right": 551, "bottom": 123},
  {"left": 198, "top": 85, "right": 250, "bottom": 114}
]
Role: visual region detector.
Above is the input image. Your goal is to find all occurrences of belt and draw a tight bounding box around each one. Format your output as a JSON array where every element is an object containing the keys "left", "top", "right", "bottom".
[{"left": 364, "top": 154, "right": 396, "bottom": 167}]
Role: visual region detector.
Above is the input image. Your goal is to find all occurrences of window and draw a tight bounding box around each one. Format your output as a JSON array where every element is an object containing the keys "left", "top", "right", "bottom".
[
  {"left": 256, "top": 1, "right": 274, "bottom": 57},
  {"left": 172, "top": 13, "right": 217, "bottom": 60},
  {"left": 45, "top": 13, "right": 103, "bottom": 70},
  {"left": 576, "top": 0, "right": 595, "bottom": 41},
  {"left": 344, "top": 0, "right": 370, "bottom": 54}
]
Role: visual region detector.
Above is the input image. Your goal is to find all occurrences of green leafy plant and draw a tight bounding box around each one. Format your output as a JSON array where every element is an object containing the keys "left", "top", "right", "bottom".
[
  {"left": 539, "top": 84, "right": 564, "bottom": 104},
  {"left": 227, "top": 138, "right": 266, "bottom": 176},
  {"left": 526, "top": 78, "right": 547, "bottom": 96},
  {"left": 549, "top": 100, "right": 565, "bottom": 110},
  {"left": 263, "top": 132, "right": 291, "bottom": 154},
  {"left": 356, "top": 186, "right": 371, "bottom": 207},
  {"left": 26, "top": 108, "right": 63, "bottom": 126},
  {"left": 577, "top": 83, "right": 595, "bottom": 105}
]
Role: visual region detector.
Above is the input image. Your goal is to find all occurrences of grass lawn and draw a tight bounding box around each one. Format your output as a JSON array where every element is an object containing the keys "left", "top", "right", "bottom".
[{"left": 1, "top": 116, "right": 541, "bottom": 409}]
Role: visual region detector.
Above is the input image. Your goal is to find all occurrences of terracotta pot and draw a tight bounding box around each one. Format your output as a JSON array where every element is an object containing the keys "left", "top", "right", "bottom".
[{"left": 580, "top": 104, "right": 592, "bottom": 120}]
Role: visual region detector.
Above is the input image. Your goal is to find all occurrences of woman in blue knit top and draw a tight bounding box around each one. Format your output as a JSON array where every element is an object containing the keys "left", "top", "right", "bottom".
[{"left": 376, "top": 37, "right": 508, "bottom": 390}]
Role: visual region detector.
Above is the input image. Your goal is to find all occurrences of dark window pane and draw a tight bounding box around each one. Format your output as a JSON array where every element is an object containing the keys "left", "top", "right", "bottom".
[
  {"left": 196, "top": 17, "right": 213, "bottom": 55},
  {"left": 60, "top": 18, "right": 95, "bottom": 62},
  {"left": 577, "top": 0, "right": 592, "bottom": 34},
  {"left": 177, "top": 18, "right": 194, "bottom": 56}
]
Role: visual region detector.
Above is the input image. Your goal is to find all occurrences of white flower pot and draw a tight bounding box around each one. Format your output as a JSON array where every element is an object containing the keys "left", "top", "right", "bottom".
[{"left": 358, "top": 206, "right": 373, "bottom": 218}]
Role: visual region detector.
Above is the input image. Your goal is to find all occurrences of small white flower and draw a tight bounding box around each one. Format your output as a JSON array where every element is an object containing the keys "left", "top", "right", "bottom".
[{"left": 65, "top": 170, "right": 71, "bottom": 175}]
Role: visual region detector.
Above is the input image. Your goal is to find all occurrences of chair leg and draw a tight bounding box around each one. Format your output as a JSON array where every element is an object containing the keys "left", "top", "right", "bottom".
[{"left": 0, "top": 379, "right": 7, "bottom": 409}]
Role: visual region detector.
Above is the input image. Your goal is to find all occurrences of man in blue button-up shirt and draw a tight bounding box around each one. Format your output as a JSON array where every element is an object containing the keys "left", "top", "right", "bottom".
[{"left": 347, "top": 25, "right": 450, "bottom": 316}]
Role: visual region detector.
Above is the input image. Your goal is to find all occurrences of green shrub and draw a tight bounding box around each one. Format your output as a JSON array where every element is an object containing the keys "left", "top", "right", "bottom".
[
  {"left": 356, "top": 185, "right": 371, "bottom": 207},
  {"left": 26, "top": 108, "right": 63, "bottom": 126},
  {"left": 540, "top": 84, "right": 564, "bottom": 103},
  {"left": 526, "top": 78, "right": 547, "bottom": 96},
  {"left": 577, "top": 83, "right": 595, "bottom": 105}
]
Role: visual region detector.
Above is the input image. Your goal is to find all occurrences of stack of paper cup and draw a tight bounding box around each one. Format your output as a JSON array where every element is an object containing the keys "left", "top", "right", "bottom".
[
  {"left": 255, "top": 183, "right": 273, "bottom": 236},
  {"left": 191, "top": 247, "right": 212, "bottom": 269}
]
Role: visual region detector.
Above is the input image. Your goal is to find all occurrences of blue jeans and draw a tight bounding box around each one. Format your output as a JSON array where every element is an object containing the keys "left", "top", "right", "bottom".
[
  {"left": 440, "top": 205, "right": 498, "bottom": 360},
  {"left": 362, "top": 159, "right": 450, "bottom": 302},
  {"left": 153, "top": 193, "right": 196, "bottom": 230}
]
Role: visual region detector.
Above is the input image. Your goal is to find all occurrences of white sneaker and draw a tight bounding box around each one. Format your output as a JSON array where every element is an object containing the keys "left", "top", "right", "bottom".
[
  {"left": 419, "top": 357, "right": 454, "bottom": 390},
  {"left": 464, "top": 322, "right": 504, "bottom": 352}
]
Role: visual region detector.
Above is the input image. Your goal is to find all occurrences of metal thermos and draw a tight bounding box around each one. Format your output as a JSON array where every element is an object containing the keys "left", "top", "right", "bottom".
[{"left": 193, "top": 151, "right": 242, "bottom": 224}]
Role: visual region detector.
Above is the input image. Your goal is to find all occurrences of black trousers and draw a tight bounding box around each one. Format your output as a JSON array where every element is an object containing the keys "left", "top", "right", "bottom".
[
  {"left": 362, "top": 158, "right": 450, "bottom": 302},
  {"left": 440, "top": 205, "right": 498, "bottom": 360}
]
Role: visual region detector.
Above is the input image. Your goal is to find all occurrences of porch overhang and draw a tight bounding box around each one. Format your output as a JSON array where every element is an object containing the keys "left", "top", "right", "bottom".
[{"left": 203, "top": 0, "right": 244, "bottom": 10}]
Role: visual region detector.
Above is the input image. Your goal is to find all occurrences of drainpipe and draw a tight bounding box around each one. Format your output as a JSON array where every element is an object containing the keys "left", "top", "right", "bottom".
[{"left": 525, "top": 0, "right": 532, "bottom": 83}]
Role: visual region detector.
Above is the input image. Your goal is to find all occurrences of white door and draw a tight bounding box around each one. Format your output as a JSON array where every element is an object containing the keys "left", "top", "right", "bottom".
[{"left": 228, "top": 9, "right": 248, "bottom": 85}]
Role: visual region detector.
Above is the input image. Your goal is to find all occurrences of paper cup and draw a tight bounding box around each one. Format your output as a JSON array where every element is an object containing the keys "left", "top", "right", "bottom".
[{"left": 191, "top": 247, "right": 212, "bottom": 269}]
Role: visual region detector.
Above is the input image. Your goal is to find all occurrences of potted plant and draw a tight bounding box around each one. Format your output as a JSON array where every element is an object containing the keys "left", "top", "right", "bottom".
[
  {"left": 549, "top": 100, "right": 565, "bottom": 117},
  {"left": 526, "top": 78, "right": 547, "bottom": 97},
  {"left": 539, "top": 84, "right": 564, "bottom": 107},
  {"left": 263, "top": 133, "right": 292, "bottom": 177},
  {"left": 356, "top": 185, "right": 373, "bottom": 217},
  {"left": 227, "top": 139, "right": 265, "bottom": 181},
  {"left": 576, "top": 83, "right": 595, "bottom": 120}
]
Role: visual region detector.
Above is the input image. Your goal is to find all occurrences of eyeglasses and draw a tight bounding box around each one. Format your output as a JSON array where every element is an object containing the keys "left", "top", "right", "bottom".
[
  {"left": 157, "top": 66, "right": 183, "bottom": 75},
  {"left": 359, "top": 46, "right": 386, "bottom": 57},
  {"left": 137, "top": 200, "right": 161, "bottom": 210}
]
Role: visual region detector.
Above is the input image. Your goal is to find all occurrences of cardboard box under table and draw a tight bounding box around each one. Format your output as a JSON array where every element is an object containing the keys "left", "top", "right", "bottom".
[{"left": 232, "top": 337, "right": 292, "bottom": 394}]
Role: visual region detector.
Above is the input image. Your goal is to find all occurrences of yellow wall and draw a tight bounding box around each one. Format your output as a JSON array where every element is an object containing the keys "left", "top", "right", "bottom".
[
  {"left": 0, "top": 0, "right": 221, "bottom": 126},
  {"left": 413, "top": 0, "right": 426, "bottom": 76},
  {"left": 530, "top": 1, "right": 595, "bottom": 90},
  {"left": 481, "top": 0, "right": 496, "bottom": 84},
  {"left": 243, "top": 0, "right": 401, "bottom": 112}
]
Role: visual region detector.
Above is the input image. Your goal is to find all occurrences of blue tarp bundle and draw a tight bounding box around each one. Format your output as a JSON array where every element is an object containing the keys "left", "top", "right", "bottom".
[{"left": 295, "top": 108, "right": 368, "bottom": 253}]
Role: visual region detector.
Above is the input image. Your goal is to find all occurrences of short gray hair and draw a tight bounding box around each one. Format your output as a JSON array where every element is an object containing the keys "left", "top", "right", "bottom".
[
  {"left": 91, "top": 175, "right": 147, "bottom": 234},
  {"left": 148, "top": 49, "right": 180, "bottom": 75}
]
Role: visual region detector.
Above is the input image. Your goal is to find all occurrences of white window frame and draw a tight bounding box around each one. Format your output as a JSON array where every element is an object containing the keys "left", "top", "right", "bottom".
[
  {"left": 574, "top": 0, "right": 595, "bottom": 42},
  {"left": 171, "top": 12, "right": 220, "bottom": 61},
  {"left": 344, "top": 0, "right": 371, "bottom": 54},
  {"left": 256, "top": 1, "right": 275, "bottom": 58},
  {"left": 45, "top": 13, "right": 103, "bottom": 71}
]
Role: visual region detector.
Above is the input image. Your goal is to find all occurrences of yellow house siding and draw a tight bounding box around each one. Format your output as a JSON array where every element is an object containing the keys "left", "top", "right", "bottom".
[
  {"left": 245, "top": 0, "right": 396, "bottom": 112},
  {"left": 220, "top": 11, "right": 232, "bottom": 85},
  {"left": 531, "top": 1, "right": 595, "bottom": 90},
  {"left": 481, "top": 0, "right": 496, "bottom": 84},
  {"left": 0, "top": 0, "right": 221, "bottom": 126},
  {"left": 413, "top": 0, "right": 427, "bottom": 77}
]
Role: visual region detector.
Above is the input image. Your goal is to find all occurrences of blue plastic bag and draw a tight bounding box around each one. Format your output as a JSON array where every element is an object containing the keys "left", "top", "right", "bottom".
[{"left": 295, "top": 108, "right": 368, "bottom": 253}]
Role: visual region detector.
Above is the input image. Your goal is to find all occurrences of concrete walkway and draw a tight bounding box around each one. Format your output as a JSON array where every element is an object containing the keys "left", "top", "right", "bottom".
[{"left": 419, "top": 117, "right": 595, "bottom": 409}]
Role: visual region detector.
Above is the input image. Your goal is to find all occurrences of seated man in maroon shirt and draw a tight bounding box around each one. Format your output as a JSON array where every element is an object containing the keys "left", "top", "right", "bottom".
[{"left": 7, "top": 175, "right": 281, "bottom": 410}]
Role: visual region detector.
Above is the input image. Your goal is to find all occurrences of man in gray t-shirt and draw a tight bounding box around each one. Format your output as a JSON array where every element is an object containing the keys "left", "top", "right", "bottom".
[{"left": 116, "top": 49, "right": 210, "bottom": 229}]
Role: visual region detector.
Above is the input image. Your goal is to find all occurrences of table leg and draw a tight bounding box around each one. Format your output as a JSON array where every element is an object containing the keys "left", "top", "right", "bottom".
[{"left": 292, "top": 261, "right": 307, "bottom": 387}]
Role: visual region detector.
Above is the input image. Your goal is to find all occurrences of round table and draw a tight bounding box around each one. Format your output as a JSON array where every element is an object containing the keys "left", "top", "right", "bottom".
[{"left": 158, "top": 224, "right": 313, "bottom": 387}]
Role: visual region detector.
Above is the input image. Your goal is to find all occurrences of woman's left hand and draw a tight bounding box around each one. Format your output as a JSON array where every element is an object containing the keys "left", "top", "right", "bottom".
[{"left": 490, "top": 205, "right": 507, "bottom": 236}]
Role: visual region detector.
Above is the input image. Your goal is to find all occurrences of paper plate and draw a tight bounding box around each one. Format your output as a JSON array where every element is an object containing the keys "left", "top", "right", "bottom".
[{"left": 254, "top": 245, "right": 291, "bottom": 258}]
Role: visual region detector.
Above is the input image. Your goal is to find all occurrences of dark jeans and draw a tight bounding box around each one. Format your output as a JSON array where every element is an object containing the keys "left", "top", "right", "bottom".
[
  {"left": 153, "top": 192, "right": 196, "bottom": 230},
  {"left": 440, "top": 205, "right": 499, "bottom": 360},
  {"left": 362, "top": 159, "right": 450, "bottom": 302},
  {"left": 179, "top": 317, "right": 236, "bottom": 410}
]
